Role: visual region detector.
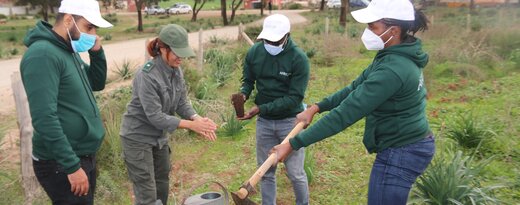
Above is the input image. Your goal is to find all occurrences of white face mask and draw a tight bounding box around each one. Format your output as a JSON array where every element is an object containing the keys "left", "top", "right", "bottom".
[
  {"left": 361, "top": 26, "right": 394, "bottom": 51},
  {"left": 263, "top": 36, "right": 288, "bottom": 56}
]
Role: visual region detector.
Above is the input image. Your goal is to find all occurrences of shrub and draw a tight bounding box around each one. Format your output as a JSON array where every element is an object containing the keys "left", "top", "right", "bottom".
[
  {"left": 304, "top": 148, "right": 315, "bottom": 184},
  {"left": 103, "top": 13, "right": 118, "bottom": 24},
  {"left": 244, "top": 26, "right": 262, "bottom": 39},
  {"left": 114, "top": 59, "right": 135, "bottom": 80},
  {"left": 9, "top": 48, "right": 18, "bottom": 56},
  {"left": 287, "top": 3, "right": 303, "bottom": 10},
  {"left": 410, "top": 151, "right": 503, "bottom": 205},
  {"left": 218, "top": 112, "right": 247, "bottom": 139},
  {"left": 445, "top": 112, "right": 494, "bottom": 151},
  {"left": 194, "top": 80, "right": 217, "bottom": 100},
  {"left": 208, "top": 52, "right": 235, "bottom": 87},
  {"left": 0, "top": 14, "right": 6, "bottom": 19},
  {"left": 7, "top": 35, "right": 16, "bottom": 42},
  {"left": 104, "top": 33, "right": 112, "bottom": 41}
]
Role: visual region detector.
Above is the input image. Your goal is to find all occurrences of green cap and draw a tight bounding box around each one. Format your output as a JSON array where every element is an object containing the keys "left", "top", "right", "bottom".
[{"left": 158, "top": 24, "right": 195, "bottom": 58}]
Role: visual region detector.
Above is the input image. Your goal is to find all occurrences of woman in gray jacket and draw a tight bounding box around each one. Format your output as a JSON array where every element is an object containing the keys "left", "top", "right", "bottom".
[{"left": 120, "top": 24, "right": 217, "bottom": 205}]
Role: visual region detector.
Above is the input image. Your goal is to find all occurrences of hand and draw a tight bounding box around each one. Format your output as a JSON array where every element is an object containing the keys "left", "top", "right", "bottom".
[
  {"left": 238, "top": 105, "right": 259, "bottom": 120},
  {"left": 191, "top": 117, "right": 218, "bottom": 141},
  {"left": 67, "top": 167, "right": 89, "bottom": 196},
  {"left": 90, "top": 35, "right": 102, "bottom": 52},
  {"left": 270, "top": 143, "right": 293, "bottom": 164},
  {"left": 296, "top": 104, "right": 320, "bottom": 128}
]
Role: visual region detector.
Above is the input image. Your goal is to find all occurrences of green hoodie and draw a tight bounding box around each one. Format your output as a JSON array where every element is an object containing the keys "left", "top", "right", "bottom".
[
  {"left": 240, "top": 37, "right": 310, "bottom": 120},
  {"left": 290, "top": 37, "right": 430, "bottom": 153},
  {"left": 20, "top": 21, "right": 106, "bottom": 174}
]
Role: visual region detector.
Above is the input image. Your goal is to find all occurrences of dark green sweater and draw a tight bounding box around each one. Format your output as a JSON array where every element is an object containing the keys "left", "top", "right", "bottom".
[
  {"left": 290, "top": 37, "right": 430, "bottom": 153},
  {"left": 20, "top": 21, "right": 106, "bottom": 174},
  {"left": 240, "top": 37, "right": 310, "bottom": 120}
]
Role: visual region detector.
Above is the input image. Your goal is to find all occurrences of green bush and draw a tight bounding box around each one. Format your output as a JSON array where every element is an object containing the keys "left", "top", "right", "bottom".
[
  {"left": 114, "top": 59, "right": 135, "bottom": 80},
  {"left": 0, "top": 14, "right": 6, "bottom": 19},
  {"left": 104, "top": 33, "right": 112, "bottom": 41},
  {"left": 411, "top": 151, "right": 503, "bottom": 205},
  {"left": 287, "top": 3, "right": 303, "bottom": 10},
  {"left": 194, "top": 80, "right": 217, "bottom": 100},
  {"left": 445, "top": 112, "right": 494, "bottom": 151},
  {"left": 304, "top": 148, "right": 315, "bottom": 184},
  {"left": 103, "top": 13, "right": 118, "bottom": 24},
  {"left": 244, "top": 26, "right": 262, "bottom": 39},
  {"left": 9, "top": 48, "right": 18, "bottom": 56},
  {"left": 218, "top": 112, "right": 247, "bottom": 139},
  {"left": 7, "top": 35, "right": 16, "bottom": 42}
]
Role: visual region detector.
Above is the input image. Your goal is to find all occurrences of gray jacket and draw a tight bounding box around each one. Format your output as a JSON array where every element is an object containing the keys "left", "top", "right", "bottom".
[{"left": 120, "top": 56, "right": 196, "bottom": 147}]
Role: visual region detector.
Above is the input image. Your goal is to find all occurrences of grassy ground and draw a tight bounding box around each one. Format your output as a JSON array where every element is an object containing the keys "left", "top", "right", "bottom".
[{"left": 1, "top": 6, "right": 520, "bottom": 205}]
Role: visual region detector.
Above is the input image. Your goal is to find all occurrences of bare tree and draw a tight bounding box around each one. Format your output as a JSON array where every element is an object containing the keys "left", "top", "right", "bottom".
[
  {"left": 16, "top": 0, "right": 60, "bottom": 22},
  {"left": 229, "top": 0, "right": 244, "bottom": 24},
  {"left": 339, "top": 0, "right": 349, "bottom": 27},
  {"left": 260, "top": 0, "right": 264, "bottom": 16},
  {"left": 320, "top": 0, "right": 325, "bottom": 11},
  {"left": 221, "top": 0, "right": 228, "bottom": 25},
  {"left": 191, "top": 0, "right": 208, "bottom": 22},
  {"left": 469, "top": 0, "right": 475, "bottom": 14}
]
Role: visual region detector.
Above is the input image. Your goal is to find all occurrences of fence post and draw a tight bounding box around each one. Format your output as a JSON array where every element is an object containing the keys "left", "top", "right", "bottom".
[
  {"left": 430, "top": 15, "right": 434, "bottom": 27},
  {"left": 466, "top": 14, "right": 471, "bottom": 32},
  {"left": 11, "top": 72, "right": 41, "bottom": 205},
  {"left": 238, "top": 23, "right": 243, "bottom": 41},
  {"left": 144, "top": 38, "right": 150, "bottom": 62},
  {"left": 198, "top": 28, "right": 203, "bottom": 71},
  {"left": 325, "top": 17, "right": 329, "bottom": 36}
]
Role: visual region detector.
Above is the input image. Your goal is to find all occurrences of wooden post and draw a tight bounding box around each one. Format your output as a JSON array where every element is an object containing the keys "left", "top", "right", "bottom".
[
  {"left": 325, "top": 17, "right": 330, "bottom": 36},
  {"left": 466, "top": 14, "right": 471, "bottom": 32},
  {"left": 430, "top": 15, "right": 434, "bottom": 27},
  {"left": 144, "top": 38, "right": 150, "bottom": 62},
  {"left": 198, "top": 28, "right": 203, "bottom": 71},
  {"left": 238, "top": 23, "right": 244, "bottom": 41},
  {"left": 11, "top": 72, "right": 41, "bottom": 205}
]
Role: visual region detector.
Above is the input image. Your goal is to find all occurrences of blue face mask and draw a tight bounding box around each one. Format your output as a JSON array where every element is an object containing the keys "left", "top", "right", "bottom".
[
  {"left": 264, "top": 43, "right": 284, "bottom": 56},
  {"left": 263, "top": 36, "right": 287, "bottom": 56},
  {"left": 67, "top": 18, "right": 96, "bottom": 53}
]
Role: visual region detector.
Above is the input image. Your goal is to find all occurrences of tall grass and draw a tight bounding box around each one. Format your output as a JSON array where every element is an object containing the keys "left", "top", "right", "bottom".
[
  {"left": 410, "top": 150, "right": 503, "bottom": 205},
  {"left": 446, "top": 112, "right": 495, "bottom": 151},
  {"left": 218, "top": 112, "right": 247, "bottom": 139},
  {"left": 114, "top": 59, "right": 136, "bottom": 81},
  {"left": 95, "top": 87, "right": 133, "bottom": 203}
]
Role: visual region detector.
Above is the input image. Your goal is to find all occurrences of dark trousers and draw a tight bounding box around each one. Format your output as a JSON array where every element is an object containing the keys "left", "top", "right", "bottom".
[{"left": 33, "top": 155, "right": 97, "bottom": 205}]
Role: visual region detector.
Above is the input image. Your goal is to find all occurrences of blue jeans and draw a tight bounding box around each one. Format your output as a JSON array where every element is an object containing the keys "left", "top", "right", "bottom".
[
  {"left": 367, "top": 135, "right": 435, "bottom": 205},
  {"left": 256, "top": 117, "right": 309, "bottom": 205},
  {"left": 33, "top": 155, "right": 97, "bottom": 205}
]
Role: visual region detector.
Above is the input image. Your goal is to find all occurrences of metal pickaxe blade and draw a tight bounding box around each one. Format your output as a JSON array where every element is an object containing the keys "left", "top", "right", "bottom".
[{"left": 231, "top": 122, "right": 305, "bottom": 205}]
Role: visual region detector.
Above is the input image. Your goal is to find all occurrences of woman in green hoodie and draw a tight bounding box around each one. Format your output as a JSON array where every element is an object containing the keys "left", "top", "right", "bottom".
[{"left": 271, "top": 0, "right": 434, "bottom": 204}]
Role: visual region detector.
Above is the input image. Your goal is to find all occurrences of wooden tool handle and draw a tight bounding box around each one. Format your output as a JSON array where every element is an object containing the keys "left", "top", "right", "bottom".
[{"left": 236, "top": 122, "right": 305, "bottom": 199}]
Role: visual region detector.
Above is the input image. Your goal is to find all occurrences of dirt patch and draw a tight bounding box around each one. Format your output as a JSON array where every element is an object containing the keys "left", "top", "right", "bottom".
[{"left": 0, "top": 129, "right": 21, "bottom": 169}]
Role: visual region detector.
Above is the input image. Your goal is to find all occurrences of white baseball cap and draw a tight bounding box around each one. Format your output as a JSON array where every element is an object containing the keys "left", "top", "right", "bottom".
[
  {"left": 351, "top": 0, "right": 415, "bottom": 24},
  {"left": 257, "top": 14, "right": 290, "bottom": 42},
  {"left": 58, "top": 0, "right": 113, "bottom": 28}
]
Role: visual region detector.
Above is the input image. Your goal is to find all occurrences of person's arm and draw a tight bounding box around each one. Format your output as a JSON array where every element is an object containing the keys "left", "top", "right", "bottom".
[
  {"left": 82, "top": 48, "right": 107, "bottom": 91},
  {"left": 257, "top": 55, "right": 310, "bottom": 115},
  {"left": 316, "top": 67, "right": 370, "bottom": 112},
  {"left": 240, "top": 48, "right": 256, "bottom": 99},
  {"left": 135, "top": 72, "right": 183, "bottom": 132},
  {"left": 289, "top": 67, "right": 403, "bottom": 150},
  {"left": 20, "top": 54, "right": 80, "bottom": 174}
]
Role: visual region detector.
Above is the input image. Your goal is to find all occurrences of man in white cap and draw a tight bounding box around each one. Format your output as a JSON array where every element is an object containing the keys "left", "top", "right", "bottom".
[
  {"left": 20, "top": 0, "right": 112, "bottom": 204},
  {"left": 233, "top": 14, "right": 310, "bottom": 205}
]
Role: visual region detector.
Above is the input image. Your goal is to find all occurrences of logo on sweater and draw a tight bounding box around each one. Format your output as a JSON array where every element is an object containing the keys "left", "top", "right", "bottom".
[
  {"left": 279, "top": 71, "right": 291, "bottom": 76},
  {"left": 417, "top": 73, "right": 424, "bottom": 91}
]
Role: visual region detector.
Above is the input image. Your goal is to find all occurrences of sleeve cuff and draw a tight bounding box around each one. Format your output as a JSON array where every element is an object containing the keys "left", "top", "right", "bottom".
[
  {"left": 289, "top": 133, "right": 305, "bottom": 150},
  {"left": 166, "top": 116, "right": 181, "bottom": 133},
  {"left": 88, "top": 47, "right": 104, "bottom": 56},
  {"left": 316, "top": 101, "right": 328, "bottom": 113},
  {"left": 64, "top": 160, "right": 81, "bottom": 174}
]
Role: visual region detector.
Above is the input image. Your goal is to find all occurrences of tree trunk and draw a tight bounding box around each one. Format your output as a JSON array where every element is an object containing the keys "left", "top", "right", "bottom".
[
  {"left": 221, "top": 0, "right": 228, "bottom": 25},
  {"left": 230, "top": 0, "right": 244, "bottom": 24},
  {"left": 192, "top": 0, "right": 207, "bottom": 22},
  {"left": 320, "top": 0, "right": 325, "bottom": 11},
  {"left": 260, "top": 0, "right": 264, "bottom": 16},
  {"left": 339, "top": 0, "right": 349, "bottom": 27},
  {"left": 42, "top": 0, "right": 49, "bottom": 22},
  {"left": 135, "top": 0, "right": 144, "bottom": 32}
]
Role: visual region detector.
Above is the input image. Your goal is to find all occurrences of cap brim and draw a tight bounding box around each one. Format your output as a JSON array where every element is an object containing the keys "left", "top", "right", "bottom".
[
  {"left": 351, "top": 8, "right": 381, "bottom": 24},
  {"left": 172, "top": 47, "right": 196, "bottom": 58},
  {"left": 85, "top": 15, "right": 113, "bottom": 28},
  {"left": 257, "top": 30, "right": 284, "bottom": 42}
]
